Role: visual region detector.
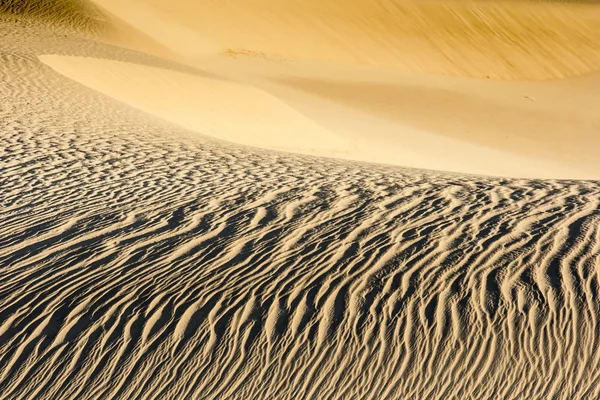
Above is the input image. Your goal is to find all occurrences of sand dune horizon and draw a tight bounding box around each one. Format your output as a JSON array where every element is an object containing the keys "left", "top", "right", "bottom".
[{"left": 2, "top": 0, "right": 600, "bottom": 399}]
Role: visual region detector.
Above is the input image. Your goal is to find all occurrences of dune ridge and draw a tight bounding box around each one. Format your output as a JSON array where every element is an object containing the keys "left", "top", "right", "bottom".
[
  {"left": 35, "top": 52, "right": 600, "bottom": 179},
  {"left": 38, "top": 55, "right": 355, "bottom": 157}
]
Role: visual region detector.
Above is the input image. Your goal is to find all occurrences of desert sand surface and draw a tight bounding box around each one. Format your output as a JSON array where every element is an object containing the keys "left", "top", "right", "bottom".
[
  {"left": 37, "top": 0, "right": 600, "bottom": 178},
  {"left": 2, "top": 0, "right": 600, "bottom": 399}
]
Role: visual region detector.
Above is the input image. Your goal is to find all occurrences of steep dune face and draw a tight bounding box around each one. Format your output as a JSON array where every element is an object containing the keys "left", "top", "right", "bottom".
[{"left": 93, "top": 0, "right": 600, "bottom": 80}]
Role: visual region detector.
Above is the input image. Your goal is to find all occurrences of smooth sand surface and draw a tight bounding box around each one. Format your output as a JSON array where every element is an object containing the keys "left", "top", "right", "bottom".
[
  {"left": 3, "top": 0, "right": 600, "bottom": 399},
  {"left": 39, "top": 55, "right": 354, "bottom": 156},
  {"left": 94, "top": 0, "right": 600, "bottom": 79},
  {"left": 39, "top": 50, "right": 600, "bottom": 178}
]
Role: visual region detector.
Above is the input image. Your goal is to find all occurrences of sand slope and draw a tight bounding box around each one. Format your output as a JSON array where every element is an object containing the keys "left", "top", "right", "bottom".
[
  {"left": 23, "top": 0, "right": 597, "bottom": 179},
  {"left": 39, "top": 55, "right": 355, "bottom": 156},
  {"left": 3, "top": 1, "right": 600, "bottom": 399},
  {"left": 93, "top": 0, "right": 600, "bottom": 80},
  {"left": 35, "top": 52, "right": 600, "bottom": 179}
]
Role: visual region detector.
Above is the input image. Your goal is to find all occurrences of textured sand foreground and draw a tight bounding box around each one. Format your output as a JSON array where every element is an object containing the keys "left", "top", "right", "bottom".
[{"left": 2, "top": 0, "right": 600, "bottom": 399}]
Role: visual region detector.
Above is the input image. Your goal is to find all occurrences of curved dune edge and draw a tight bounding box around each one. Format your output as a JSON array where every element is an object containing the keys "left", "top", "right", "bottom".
[
  {"left": 39, "top": 55, "right": 356, "bottom": 157},
  {"left": 271, "top": 71, "right": 600, "bottom": 179},
  {"left": 91, "top": 0, "right": 600, "bottom": 80},
  {"left": 39, "top": 54, "right": 600, "bottom": 179}
]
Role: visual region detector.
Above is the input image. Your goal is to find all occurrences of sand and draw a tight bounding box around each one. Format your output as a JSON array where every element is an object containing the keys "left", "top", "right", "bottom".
[
  {"left": 38, "top": 52, "right": 600, "bottom": 178},
  {"left": 34, "top": 0, "right": 600, "bottom": 179},
  {"left": 2, "top": 0, "right": 600, "bottom": 399}
]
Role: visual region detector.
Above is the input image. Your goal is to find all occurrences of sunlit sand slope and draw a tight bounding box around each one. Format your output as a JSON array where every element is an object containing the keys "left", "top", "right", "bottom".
[
  {"left": 3, "top": 16, "right": 600, "bottom": 400},
  {"left": 39, "top": 55, "right": 354, "bottom": 156},
  {"left": 93, "top": 0, "right": 600, "bottom": 80},
  {"left": 37, "top": 53, "right": 600, "bottom": 179}
]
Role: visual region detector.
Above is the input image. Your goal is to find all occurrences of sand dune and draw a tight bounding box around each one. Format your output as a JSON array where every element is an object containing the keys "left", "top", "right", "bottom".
[
  {"left": 36, "top": 49, "right": 600, "bottom": 178},
  {"left": 93, "top": 0, "right": 600, "bottom": 80},
  {"left": 31, "top": 0, "right": 596, "bottom": 179},
  {"left": 39, "top": 55, "right": 355, "bottom": 156},
  {"left": 3, "top": 0, "right": 600, "bottom": 399}
]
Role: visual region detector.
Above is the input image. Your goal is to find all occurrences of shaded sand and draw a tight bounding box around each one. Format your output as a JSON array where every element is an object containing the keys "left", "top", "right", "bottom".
[
  {"left": 0, "top": 0, "right": 106, "bottom": 31},
  {"left": 4, "top": 1, "right": 600, "bottom": 400}
]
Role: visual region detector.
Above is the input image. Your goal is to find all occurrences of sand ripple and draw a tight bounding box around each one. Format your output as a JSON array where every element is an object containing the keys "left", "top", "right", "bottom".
[{"left": 2, "top": 14, "right": 600, "bottom": 400}]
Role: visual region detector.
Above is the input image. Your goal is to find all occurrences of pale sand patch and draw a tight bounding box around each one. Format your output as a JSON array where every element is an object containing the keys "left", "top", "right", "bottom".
[
  {"left": 82, "top": 0, "right": 600, "bottom": 179},
  {"left": 39, "top": 52, "right": 600, "bottom": 179},
  {"left": 275, "top": 73, "right": 600, "bottom": 178},
  {"left": 39, "top": 54, "right": 355, "bottom": 157},
  {"left": 177, "top": 53, "right": 600, "bottom": 179}
]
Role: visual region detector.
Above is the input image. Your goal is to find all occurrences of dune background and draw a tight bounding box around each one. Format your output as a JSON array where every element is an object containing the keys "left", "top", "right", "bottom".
[
  {"left": 2, "top": 0, "right": 600, "bottom": 399},
  {"left": 31, "top": 0, "right": 600, "bottom": 179},
  {"left": 95, "top": 0, "right": 600, "bottom": 80}
]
